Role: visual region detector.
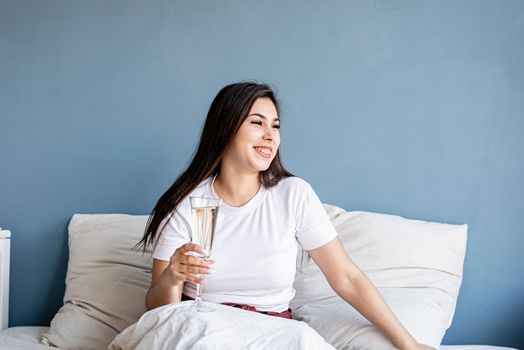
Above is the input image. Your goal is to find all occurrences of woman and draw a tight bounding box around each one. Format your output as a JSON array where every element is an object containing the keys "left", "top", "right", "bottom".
[{"left": 139, "top": 82, "right": 434, "bottom": 350}]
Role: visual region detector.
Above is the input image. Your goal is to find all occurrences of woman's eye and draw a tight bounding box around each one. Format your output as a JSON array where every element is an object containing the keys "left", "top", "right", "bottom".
[
  {"left": 251, "top": 121, "right": 263, "bottom": 126},
  {"left": 273, "top": 124, "right": 281, "bottom": 129}
]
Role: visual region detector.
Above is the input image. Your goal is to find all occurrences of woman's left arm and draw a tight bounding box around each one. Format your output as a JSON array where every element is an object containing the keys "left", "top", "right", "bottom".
[{"left": 308, "top": 237, "right": 435, "bottom": 350}]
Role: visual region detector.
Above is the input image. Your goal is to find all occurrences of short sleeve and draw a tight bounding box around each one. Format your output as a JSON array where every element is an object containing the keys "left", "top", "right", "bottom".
[
  {"left": 152, "top": 202, "right": 192, "bottom": 261},
  {"left": 295, "top": 182, "right": 338, "bottom": 250}
]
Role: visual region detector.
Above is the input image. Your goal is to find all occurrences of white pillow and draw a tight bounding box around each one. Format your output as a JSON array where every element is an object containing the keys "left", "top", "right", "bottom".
[
  {"left": 41, "top": 214, "right": 152, "bottom": 350},
  {"left": 291, "top": 204, "right": 468, "bottom": 349}
]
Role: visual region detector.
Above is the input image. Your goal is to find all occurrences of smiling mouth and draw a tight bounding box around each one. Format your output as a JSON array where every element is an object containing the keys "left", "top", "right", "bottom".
[{"left": 254, "top": 147, "right": 272, "bottom": 158}]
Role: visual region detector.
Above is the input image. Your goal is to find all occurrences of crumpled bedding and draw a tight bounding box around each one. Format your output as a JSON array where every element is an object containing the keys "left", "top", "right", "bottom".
[{"left": 108, "top": 301, "right": 335, "bottom": 350}]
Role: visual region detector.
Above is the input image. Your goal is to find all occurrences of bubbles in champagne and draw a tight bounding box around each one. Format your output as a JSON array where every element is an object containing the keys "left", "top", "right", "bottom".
[{"left": 191, "top": 206, "right": 218, "bottom": 258}]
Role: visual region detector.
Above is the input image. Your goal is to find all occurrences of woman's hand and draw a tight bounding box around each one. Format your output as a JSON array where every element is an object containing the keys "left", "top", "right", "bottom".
[
  {"left": 146, "top": 243, "right": 214, "bottom": 310},
  {"left": 163, "top": 243, "right": 214, "bottom": 286}
]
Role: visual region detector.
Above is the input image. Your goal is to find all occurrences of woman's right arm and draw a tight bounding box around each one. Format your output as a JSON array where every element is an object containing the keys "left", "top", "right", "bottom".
[{"left": 146, "top": 243, "right": 212, "bottom": 310}]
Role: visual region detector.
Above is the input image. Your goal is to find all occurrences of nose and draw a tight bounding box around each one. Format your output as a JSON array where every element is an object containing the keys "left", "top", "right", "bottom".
[{"left": 263, "top": 125, "right": 274, "bottom": 141}]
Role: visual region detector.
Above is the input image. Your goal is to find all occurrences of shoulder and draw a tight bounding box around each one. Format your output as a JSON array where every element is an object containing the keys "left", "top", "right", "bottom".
[
  {"left": 193, "top": 176, "right": 213, "bottom": 194},
  {"left": 273, "top": 176, "right": 312, "bottom": 191},
  {"left": 173, "top": 177, "right": 214, "bottom": 216},
  {"left": 268, "top": 176, "right": 316, "bottom": 202},
  {"left": 180, "top": 177, "right": 214, "bottom": 201}
]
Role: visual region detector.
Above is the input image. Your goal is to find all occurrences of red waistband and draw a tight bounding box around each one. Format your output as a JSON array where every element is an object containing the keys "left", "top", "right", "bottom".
[{"left": 181, "top": 294, "right": 292, "bottom": 319}]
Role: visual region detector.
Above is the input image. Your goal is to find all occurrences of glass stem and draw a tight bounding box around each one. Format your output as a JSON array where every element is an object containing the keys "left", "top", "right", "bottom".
[{"left": 195, "top": 282, "right": 203, "bottom": 305}]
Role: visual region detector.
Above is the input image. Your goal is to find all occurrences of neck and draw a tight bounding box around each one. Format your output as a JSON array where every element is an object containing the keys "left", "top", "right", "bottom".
[{"left": 213, "top": 169, "right": 261, "bottom": 207}]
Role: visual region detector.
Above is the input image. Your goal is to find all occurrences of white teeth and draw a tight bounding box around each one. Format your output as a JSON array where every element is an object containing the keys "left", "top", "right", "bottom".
[{"left": 255, "top": 147, "right": 271, "bottom": 155}]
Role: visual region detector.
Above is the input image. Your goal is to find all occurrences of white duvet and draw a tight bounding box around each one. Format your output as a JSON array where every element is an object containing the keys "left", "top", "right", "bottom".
[{"left": 108, "top": 301, "right": 335, "bottom": 350}]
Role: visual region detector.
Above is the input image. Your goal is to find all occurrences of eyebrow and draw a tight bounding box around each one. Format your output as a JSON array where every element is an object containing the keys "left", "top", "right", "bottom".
[{"left": 248, "top": 113, "right": 280, "bottom": 122}]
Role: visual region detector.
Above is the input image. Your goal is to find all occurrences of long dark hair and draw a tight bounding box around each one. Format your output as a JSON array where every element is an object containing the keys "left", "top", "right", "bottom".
[{"left": 138, "top": 82, "right": 293, "bottom": 251}]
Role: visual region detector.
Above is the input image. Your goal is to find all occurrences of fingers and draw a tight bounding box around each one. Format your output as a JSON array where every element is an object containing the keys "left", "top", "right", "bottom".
[
  {"left": 167, "top": 259, "right": 205, "bottom": 284},
  {"left": 175, "top": 243, "right": 206, "bottom": 256},
  {"left": 176, "top": 263, "right": 212, "bottom": 276},
  {"left": 170, "top": 262, "right": 213, "bottom": 284},
  {"left": 167, "top": 243, "right": 216, "bottom": 284},
  {"left": 186, "top": 254, "right": 215, "bottom": 266},
  {"left": 171, "top": 252, "right": 214, "bottom": 268},
  {"left": 176, "top": 271, "right": 204, "bottom": 285},
  {"left": 172, "top": 243, "right": 214, "bottom": 267}
]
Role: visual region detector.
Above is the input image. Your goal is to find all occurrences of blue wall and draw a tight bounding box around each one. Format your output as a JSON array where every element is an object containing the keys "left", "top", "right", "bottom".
[{"left": 1, "top": 0, "right": 523, "bottom": 347}]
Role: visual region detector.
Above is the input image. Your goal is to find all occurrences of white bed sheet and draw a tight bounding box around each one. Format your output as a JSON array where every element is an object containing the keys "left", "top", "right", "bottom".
[{"left": 0, "top": 326, "right": 518, "bottom": 350}]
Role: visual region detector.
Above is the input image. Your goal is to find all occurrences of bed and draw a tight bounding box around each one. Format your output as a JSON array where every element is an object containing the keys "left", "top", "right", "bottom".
[
  {"left": 0, "top": 326, "right": 517, "bottom": 350},
  {"left": 0, "top": 206, "right": 518, "bottom": 350}
]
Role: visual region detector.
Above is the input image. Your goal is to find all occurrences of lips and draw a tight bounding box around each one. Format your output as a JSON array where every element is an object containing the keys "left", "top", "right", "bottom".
[{"left": 253, "top": 146, "right": 272, "bottom": 159}]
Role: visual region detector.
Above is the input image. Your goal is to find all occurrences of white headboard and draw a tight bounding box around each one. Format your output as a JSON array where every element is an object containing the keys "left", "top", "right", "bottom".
[{"left": 0, "top": 229, "right": 10, "bottom": 330}]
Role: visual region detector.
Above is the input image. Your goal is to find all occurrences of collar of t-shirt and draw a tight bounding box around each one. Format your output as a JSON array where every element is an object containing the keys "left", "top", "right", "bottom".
[{"left": 209, "top": 175, "right": 267, "bottom": 217}]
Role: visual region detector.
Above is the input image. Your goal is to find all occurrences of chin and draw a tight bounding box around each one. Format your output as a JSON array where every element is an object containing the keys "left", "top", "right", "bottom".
[
  {"left": 251, "top": 161, "right": 272, "bottom": 173},
  {"left": 248, "top": 155, "right": 276, "bottom": 173},
  {"left": 259, "top": 161, "right": 274, "bottom": 172}
]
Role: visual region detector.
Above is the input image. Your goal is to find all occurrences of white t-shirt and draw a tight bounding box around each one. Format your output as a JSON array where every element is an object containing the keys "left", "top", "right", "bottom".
[{"left": 152, "top": 175, "right": 338, "bottom": 312}]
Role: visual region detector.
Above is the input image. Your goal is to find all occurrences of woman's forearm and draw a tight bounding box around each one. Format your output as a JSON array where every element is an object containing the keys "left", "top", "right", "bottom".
[
  {"left": 334, "top": 271, "right": 417, "bottom": 350},
  {"left": 145, "top": 269, "right": 184, "bottom": 310}
]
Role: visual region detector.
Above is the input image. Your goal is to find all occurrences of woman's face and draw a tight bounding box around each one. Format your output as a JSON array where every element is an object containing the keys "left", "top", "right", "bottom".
[{"left": 223, "top": 97, "right": 281, "bottom": 175}]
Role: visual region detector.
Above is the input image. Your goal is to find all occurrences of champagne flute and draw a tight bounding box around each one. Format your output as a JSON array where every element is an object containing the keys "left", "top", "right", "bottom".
[{"left": 189, "top": 196, "right": 220, "bottom": 312}]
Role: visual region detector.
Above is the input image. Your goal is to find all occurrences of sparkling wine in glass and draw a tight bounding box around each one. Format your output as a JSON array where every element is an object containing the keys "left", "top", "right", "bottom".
[{"left": 189, "top": 196, "right": 220, "bottom": 312}]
